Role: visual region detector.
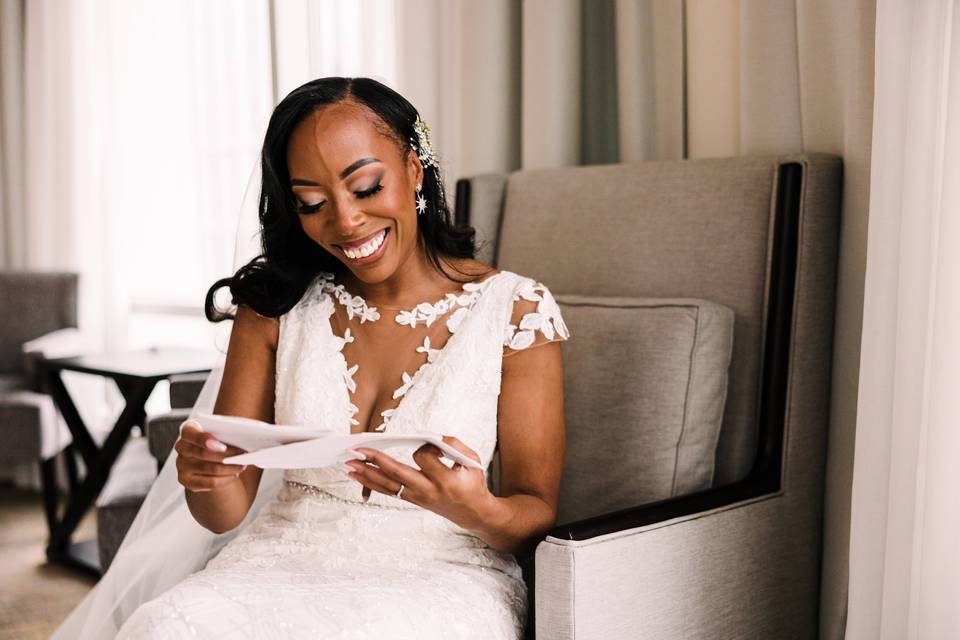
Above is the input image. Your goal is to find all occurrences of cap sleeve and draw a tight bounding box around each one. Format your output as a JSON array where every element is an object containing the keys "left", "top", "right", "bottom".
[{"left": 502, "top": 278, "right": 571, "bottom": 358}]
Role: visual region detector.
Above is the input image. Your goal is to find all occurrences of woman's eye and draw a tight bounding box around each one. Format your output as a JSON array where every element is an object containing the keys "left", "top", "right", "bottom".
[
  {"left": 356, "top": 181, "right": 384, "bottom": 199},
  {"left": 295, "top": 181, "right": 383, "bottom": 215},
  {"left": 297, "top": 200, "right": 324, "bottom": 214}
]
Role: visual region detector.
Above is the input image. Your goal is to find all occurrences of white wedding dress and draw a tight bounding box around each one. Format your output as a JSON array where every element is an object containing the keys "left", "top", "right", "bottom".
[{"left": 115, "top": 268, "right": 570, "bottom": 639}]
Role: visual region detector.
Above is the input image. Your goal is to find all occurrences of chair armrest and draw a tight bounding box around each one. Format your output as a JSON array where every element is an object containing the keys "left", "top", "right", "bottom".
[
  {"left": 534, "top": 486, "right": 825, "bottom": 640},
  {"left": 0, "top": 391, "right": 73, "bottom": 461},
  {"left": 145, "top": 409, "right": 191, "bottom": 466},
  {"left": 546, "top": 472, "right": 778, "bottom": 542},
  {"left": 21, "top": 328, "right": 97, "bottom": 390}
]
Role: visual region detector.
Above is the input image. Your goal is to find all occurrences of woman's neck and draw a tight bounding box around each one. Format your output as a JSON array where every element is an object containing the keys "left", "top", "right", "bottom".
[{"left": 336, "top": 249, "right": 476, "bottom": 309}]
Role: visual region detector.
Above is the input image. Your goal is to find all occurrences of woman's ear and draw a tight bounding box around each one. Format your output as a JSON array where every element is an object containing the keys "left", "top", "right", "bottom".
[{"left": 405, "top": 146, "right": 424, "bottom": 189}]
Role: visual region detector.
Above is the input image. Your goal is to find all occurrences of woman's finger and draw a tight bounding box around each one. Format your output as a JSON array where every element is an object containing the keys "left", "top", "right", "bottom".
[
  {"left": 176, "top": 439, "right": 246, "bottom": 463},
  {"left": 182, "top": 472, "right": 241, "bottom": 492},
  {"left": 411, "top": 444, "right": 451, "bottom": 476},
  {"left": 347, "top": 448, "right": 432, "bottom": 492},
  {"left": 179, "top": 422, "right": 215, "bottom": 447},
  {"left": 179, "top": 421, "right": 242, "bottom": 455},
  {"left": 439, "top": 435, "right": 481, "bottom": 463},
  {"left": 188, "top": 459, "right": 246, "bottom": 476},
  {"left": 346, "top": 464, "right": 421, "bottom": 503}
]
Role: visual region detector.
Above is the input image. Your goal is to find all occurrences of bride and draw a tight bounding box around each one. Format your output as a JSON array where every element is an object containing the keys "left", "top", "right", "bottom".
[{"left": 58, "top": 76, "right": 570, "bottom": 639}]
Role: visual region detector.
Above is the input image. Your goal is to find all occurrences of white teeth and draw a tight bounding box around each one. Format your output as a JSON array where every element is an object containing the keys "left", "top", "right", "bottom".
[{"left": 343, "top": 229, "right": 386, "bottom": 260}]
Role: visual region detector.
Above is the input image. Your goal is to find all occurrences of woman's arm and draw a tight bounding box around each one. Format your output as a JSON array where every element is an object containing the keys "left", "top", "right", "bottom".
[
  {"left": 467, "top": 340, "right": 566, "bottom": 555},
  {"left": 184, "top": 303, "right": 278, "bottom": 533}
]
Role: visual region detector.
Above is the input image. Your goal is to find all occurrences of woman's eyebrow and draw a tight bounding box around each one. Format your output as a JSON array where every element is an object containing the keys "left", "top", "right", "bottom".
[{"left": 290, "top": 157, "right": 381, "bottom": 186}]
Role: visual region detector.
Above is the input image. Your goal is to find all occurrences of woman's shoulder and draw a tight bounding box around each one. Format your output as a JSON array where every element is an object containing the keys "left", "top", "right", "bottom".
[
  {"left": 490, "top": 270, "right": 570, "bottom": 353},
  {"left": 235, "top": 303, "right": 281, "bottom": 353},
  {"left": 444, "top": 258, "right": 499, "bottom": 282},
  {"left": 279, "top": 273, "right": 337, "bottom": 324},
  {"left": 448, "top": 258, "right": 546, "bottom": 290}
]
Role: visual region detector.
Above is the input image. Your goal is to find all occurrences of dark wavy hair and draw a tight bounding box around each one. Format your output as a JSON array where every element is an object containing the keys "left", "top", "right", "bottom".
[{"left": 204, "top": 76, "right": 480, "bottom": 322}]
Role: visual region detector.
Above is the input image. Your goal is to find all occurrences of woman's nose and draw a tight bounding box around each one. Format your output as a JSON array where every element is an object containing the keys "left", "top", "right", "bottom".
[{"left": 330, "top": 201, "right": 366, "bottom": 237}]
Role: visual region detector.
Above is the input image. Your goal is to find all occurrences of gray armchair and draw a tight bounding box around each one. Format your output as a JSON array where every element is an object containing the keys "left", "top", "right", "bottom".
[
  {"left": 0, "top": 271, "right": 82, "bottom": 532},
  {"left": 457, "top": 153, "right": 841, "bottom": 639}
]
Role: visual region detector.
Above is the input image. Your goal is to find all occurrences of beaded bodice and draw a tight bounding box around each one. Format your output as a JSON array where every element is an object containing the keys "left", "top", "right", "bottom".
[{"left": 274, "top": 268, "right": 570, "bottom": 512}]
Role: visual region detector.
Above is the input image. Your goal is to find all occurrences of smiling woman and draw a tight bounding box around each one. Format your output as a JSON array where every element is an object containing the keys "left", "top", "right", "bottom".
[
  {"left": 202, "top": 77, "right": 481, "bottom": 322},
  {"left": 58, "top": 77, "right": 570, "bottom": 640}
]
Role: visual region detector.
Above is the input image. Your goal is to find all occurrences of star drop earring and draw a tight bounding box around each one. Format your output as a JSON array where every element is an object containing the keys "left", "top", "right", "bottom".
[{"left": 415, "top": 183, "right": 427, "bottom": 215}]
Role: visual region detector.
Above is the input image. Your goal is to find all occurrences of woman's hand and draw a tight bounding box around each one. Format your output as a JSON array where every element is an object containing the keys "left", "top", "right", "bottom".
[
  {"left": 175, "top": 421, "right": 249, "bottom": 493},
  {"left": 343, "top": 436, "right": 495, "bottom": 530}
]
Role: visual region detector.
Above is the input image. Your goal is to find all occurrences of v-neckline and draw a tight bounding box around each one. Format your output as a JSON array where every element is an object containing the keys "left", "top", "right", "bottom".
[{"left": 322, "top": 270, "right": 507, "bottom": 435}]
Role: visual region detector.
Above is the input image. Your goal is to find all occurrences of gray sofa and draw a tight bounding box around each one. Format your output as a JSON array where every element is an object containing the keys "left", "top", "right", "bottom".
[{"left": 98, "top": 152, "right": 841, "bottom": 639}]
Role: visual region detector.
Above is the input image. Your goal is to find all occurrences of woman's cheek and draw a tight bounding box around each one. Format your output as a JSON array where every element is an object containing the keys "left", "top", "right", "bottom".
[
  {"left": 299, "top": 218, "right": 327, "bottom": 248},
  {"left": 382, "top": 187, "right": 410, "bottom": 213}
]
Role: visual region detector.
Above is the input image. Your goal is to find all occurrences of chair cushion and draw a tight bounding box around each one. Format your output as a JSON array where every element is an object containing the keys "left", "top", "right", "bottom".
[
  {"left": 96, "top": 436, "right": 157, "bottom": 571},
  {"left": 146, "top": 409, "right": 191, "bottom": 465},
  {"left": 553, "top": 294, "right": 734, "bottom": 524},
  {"left": 0, "top": 390, "right": 73, "bottom": 462}
]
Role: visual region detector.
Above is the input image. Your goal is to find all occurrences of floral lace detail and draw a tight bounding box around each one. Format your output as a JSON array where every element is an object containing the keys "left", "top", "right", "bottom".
[
  {"left": 394, "top": 289, "right": 484, "bottom": 328},
  {"left": 503, "top": 278, "right": 571, "bottom": 351},
  {"left": 317, "top": 271, "right": 381, "bottom": 323},
  {"left": 325, "top": 271, "right": 506, "bottom": 434},
  {"left": 416, "top": 335, "right": 442, "bottom": 363}
]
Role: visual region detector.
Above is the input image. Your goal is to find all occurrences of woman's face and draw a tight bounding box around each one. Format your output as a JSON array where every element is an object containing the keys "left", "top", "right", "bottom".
[{"left": 286, "top": 101, "right": 423, "bottom": 284}]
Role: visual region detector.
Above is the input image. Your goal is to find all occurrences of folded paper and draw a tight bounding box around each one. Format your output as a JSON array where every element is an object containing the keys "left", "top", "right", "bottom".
[{"left": 189, "top": 413, "right": 484, "bottom": 470}]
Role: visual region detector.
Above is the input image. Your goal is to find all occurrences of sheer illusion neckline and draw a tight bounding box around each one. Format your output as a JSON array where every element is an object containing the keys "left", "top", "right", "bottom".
[
  {"left": 317, "top": 269, "right": 505, "bottom": 326},
  {"left": 316, "top": 269, "right": 507, "bottom": 435}
]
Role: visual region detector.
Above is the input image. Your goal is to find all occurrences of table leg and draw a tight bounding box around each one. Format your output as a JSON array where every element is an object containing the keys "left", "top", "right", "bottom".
[
  {"left": 64, "top": 443, "right": 80, "bottom": 493},
  {"left": 42, "top": 370, "right": 158, "bottom": 575},
  {"left": 116, "top": 377, "right": 149, "bottom": 431},
  {"left": 39, "top": 368, "right": 100, "bottom": 467},
  {"left": 39, "top": 457, "right": 59, "bottom": 534}
]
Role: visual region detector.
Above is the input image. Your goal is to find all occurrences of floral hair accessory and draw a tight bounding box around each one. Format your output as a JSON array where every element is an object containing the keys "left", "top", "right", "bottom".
[
  {"left": 410, "top": 115, "right": 439, "bottom": 170},
  {"left": 410, "top": 115, "right": 444, "bottom": 200}
]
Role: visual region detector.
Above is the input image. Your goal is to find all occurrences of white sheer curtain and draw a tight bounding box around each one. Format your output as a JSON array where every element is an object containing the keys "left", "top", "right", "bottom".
[
  {"left": 846, "top": 0, "right": 960, "bottom": 637},
  {"left": 18, "top": 0, "right": 274, "bottom": 405},
  {"left": 272, "top": 0, "right": 397, "bottom": 99}
]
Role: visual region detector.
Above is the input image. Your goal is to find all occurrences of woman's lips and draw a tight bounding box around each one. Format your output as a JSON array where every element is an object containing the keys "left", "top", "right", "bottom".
[
  {"left": 338, "top": 227, "right": 390, "bottom": 265},
  {"left": 335, "top": 227, "right": 387, "bottom": 250}
]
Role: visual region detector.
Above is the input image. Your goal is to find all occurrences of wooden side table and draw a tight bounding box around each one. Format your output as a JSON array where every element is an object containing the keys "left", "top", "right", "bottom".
[{"left": 37, "top": 346, "right": 216, "bottom": 576}]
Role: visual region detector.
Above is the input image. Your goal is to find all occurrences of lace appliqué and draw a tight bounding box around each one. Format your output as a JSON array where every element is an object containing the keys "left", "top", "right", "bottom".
[
  {"left": 503, "top": 278, "right": 571, "bottom": 353},
  {"left": 318, "top": 272, "right": 381, "bottom": 323},
  {"left": 325, "top": 271, "right": 505, "bottom": 433}
]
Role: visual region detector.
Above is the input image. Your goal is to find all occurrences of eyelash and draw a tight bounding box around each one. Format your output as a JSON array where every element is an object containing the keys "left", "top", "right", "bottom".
[{"left": 297, "top": 181, "right": 384, "bottom": 214}]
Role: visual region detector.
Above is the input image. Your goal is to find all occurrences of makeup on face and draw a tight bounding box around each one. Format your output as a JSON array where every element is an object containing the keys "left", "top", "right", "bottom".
[{"left": 285, "top": 104, "right": 422, "bottom": 279}]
